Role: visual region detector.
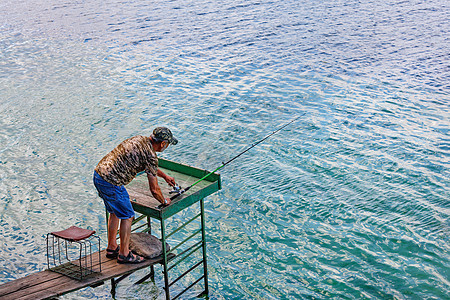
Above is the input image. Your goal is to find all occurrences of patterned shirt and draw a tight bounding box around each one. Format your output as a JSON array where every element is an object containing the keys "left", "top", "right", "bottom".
[{"left": 95, "top": 136, "right": 158, "bottom": 186}]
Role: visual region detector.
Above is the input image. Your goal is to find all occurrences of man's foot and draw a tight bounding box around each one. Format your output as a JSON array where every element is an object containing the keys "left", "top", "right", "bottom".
[
  {"left": 117, "top": 252, "right": 145, "bottom": 264},
  {"left": 106, "top": 246, "right": 120, "bottom": 259}
]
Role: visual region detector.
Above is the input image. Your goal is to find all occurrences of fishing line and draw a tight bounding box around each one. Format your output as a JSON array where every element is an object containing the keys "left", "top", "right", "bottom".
[{"left": 169, "top": 113, "right": 306, "bottom": 200}]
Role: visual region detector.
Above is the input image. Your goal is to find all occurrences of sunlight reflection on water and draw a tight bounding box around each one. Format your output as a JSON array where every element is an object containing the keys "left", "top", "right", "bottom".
[{"left": 1, "top": 0, "right": 449, "bottom": 299}]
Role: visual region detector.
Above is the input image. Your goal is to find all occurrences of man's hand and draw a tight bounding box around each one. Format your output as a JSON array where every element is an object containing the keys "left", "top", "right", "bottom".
[
  {"left": 163, "top": 197, "right": 172, "bottom": 206},
  {"left": 157, "top": 168, "right": 176, "bottom": 187},
  {"left": 164, "top": 175, "right": 176, "bottom": 187}
]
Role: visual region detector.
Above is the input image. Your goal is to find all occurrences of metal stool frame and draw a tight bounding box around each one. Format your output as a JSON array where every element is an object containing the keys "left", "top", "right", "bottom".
[{"left": 46, "top": 232, "right": 101, "bottom": 281}]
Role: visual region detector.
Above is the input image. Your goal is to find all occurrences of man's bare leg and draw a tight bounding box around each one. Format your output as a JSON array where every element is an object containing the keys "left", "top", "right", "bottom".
[
  {"left": 107, "top": 213, "right": 120, "bottom": 251},
  {"left": 119, "top": 217, "right": 133, "bottom": 256}
]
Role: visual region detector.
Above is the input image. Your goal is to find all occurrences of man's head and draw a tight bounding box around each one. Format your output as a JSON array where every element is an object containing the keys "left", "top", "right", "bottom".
[{"left": 151, "top": 127, "right": 178, "bottom": 152}]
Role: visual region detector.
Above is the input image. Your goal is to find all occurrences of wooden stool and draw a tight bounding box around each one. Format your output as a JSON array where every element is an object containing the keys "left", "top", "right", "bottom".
[{"left": 46, "top": 226, "right": 101, "bottom": 280}]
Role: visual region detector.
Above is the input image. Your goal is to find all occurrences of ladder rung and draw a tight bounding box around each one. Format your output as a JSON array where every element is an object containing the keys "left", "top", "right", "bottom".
[
  {"left": 172, "top": 275, "right": 205, "bottom": 300},
  {"left": 166, "top": 213, "right": 201, "bottom": 239},
  {"left": 168, "top": 241, "right": 203, "bottom": 272},
  {"left": 168, "top": 229, "right": 201, "bottom": 254},
  {"left": 168, "top": 260, "right": 204, "bottom": 288}
]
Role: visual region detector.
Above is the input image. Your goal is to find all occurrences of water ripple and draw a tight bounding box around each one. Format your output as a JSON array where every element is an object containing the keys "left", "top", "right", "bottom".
[{"left": 1, "top": 0, "right": 449, "bottom": 299}]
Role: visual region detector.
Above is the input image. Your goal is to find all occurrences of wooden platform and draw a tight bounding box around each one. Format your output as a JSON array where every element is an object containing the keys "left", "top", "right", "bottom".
[{"left": 0, "top": 250, "right": 166, "bottom": 300}]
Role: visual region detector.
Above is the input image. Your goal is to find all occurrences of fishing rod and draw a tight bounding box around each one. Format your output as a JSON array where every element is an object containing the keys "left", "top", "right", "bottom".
[{"left": 169, "top": 114, "right": 305, "bottom": 201}]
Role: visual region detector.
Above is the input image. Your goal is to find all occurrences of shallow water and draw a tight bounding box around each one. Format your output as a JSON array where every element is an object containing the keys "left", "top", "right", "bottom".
[{"left": 0, "top": 0, "right": 449, "bottom": 299}]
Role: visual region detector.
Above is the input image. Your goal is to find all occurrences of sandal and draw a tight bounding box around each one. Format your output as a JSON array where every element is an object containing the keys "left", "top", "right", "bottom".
[
  {"left": 117, "top": 251, "right": 145, "bottom": 264},
  {"left": 106, "top": 246, "right": 120, "bottom": 259}
]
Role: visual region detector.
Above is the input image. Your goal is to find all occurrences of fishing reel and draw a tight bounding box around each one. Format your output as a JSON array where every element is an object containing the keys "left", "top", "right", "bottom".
[
  {"left": 169, "top": 184, "right": 184, "bottom": 196},
  {"left": 158, "top": 184, "right": 185, "bottom": 208}
]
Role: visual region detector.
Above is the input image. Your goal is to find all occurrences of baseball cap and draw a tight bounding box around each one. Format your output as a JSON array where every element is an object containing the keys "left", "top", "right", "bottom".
[{"left": 153, "top": 127, "right": 178, "bottom": 145}]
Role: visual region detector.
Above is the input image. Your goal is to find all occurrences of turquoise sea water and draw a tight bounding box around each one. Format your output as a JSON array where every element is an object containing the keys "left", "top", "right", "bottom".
[{"left": 1, "top": 0, "right": 449, "bottom": 299}]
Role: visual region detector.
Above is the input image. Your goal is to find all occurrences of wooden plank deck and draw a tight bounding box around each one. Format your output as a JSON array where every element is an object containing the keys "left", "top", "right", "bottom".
[{"left": 0, "top": 250, "right": 167, "bottom": 300}]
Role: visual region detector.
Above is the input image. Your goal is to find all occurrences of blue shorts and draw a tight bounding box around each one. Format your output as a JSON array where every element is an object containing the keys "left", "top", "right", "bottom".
[{"left": 93, "top": 171, "right": 135, "bottom": 219}]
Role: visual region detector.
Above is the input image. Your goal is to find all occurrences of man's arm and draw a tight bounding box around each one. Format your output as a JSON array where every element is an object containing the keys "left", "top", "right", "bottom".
[
  {"left": 147, "top": 173, "right": 171, "bottom": 205},
  {"left": 157, "top": 168, "right": 176, "bottom": 186}
]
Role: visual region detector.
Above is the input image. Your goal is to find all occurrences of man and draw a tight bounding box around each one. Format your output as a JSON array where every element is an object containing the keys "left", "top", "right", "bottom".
[{"left": 93, "top": 127, "right": 178, "bottom": 264}]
